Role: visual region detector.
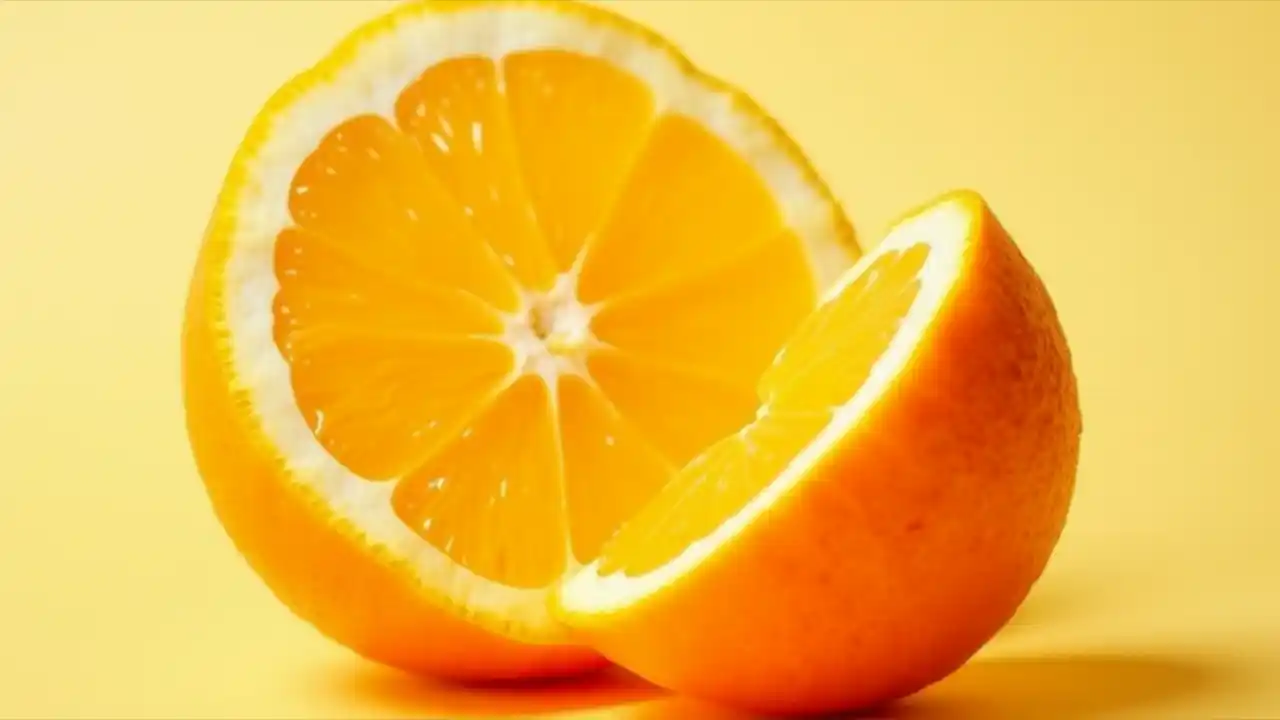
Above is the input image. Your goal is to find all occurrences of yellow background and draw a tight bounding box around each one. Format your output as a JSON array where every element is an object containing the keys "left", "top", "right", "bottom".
[{"left": 1, "top": 1, "right": 1277, "bottom": 717}]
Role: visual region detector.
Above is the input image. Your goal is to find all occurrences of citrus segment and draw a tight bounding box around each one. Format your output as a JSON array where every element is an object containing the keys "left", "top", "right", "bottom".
[
  {"left": 599, "top": 408, "right": 831, "bottom": 577},
  {"left": 590, "top": 231, "right": 816, "bottom": 386},
  {"left": 273, "top": 228, "right": 505, "bottom": 339},
  {"left": 761, "top": 243, "right": 929, "bottom": 412},
  {"left": 394, "top": 57, "right": 557, "bottom": 291},
  {"left": 577, "top": 114, "right": 786, "bottom": 304},
  {"left": 557, "top": 375, "right": 672, "bottom": 562},
  {"left": 392, "top": 375, "right": 566, "bottom": 588},
  {"left": 584, "top": 349, "right": 759, "bottom": 467},
  {"left": 505, "top": 50, "right": 657, "bottom": 271},
  {"left": 285, "top": 114, "right": 520, "bottom": 312},
  {"left": 280, "top": 331, "right": 515, "bottom": 481}
]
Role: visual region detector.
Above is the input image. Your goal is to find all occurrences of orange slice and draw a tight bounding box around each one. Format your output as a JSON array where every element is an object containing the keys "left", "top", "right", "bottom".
[
  {"left": 181, "top": 0, "right": 856, "bottom": 680},
  {"left": 555, "top": 191, "right": 1082, "bottom": 714}
]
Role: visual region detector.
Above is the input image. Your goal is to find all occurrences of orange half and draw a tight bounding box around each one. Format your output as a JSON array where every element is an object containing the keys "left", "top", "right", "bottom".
[
  {"left": 182, "top": 0, "right": 857, "bottom": 679},
  {"left": 555, "top": 191, "right": 1081, "bottom": 713}
]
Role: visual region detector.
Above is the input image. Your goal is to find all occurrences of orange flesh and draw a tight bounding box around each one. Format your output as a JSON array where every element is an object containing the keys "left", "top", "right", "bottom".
[
  {"left": 393, "top": 375, "right": 566, "bottom": 587},
  {"left": 272, "top": 51, "right": 820, "bottom": 588},
  {"left": 598, "top": 245, "right": 930, "bottom": 576}
]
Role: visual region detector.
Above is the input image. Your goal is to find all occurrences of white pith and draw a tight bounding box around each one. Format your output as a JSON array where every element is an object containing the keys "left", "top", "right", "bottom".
[
  {"left": 218, "top": 3, "right": 854, "bottom": 636},
  {"left": 503, "top": 268, "right": 600, "bottom": 387},
  {"left": 559, "top": 200, "right": 973, "bottom": 614}
]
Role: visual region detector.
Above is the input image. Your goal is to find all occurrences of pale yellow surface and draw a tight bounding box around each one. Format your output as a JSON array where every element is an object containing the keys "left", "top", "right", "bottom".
[{"left": 1, "top": 1, "right": 1277, "bottom": 718}]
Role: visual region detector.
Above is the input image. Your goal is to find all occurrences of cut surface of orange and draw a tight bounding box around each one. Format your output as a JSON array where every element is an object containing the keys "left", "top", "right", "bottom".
[
  {"left": 181, "top": 0, "right": 856, "bottom": 679},
  {"left": 556, "top": 190, "right": 1081, "bottom": 714}
]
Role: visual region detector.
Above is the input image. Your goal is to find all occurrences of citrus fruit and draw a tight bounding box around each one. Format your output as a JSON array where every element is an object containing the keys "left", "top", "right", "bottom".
[
  {"left": 555, "top": 190, "right": 1082, "bottom": 713},
  {"left": 181, "top": 0, "right": 856, "bottom": 680}
]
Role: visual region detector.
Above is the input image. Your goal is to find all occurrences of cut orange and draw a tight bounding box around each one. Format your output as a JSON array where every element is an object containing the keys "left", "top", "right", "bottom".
[
  {"left": 556, "top": 191, "right": 1082, "bottom": 714},
  {"left": 181, "top": 0, "right": 856, "bottom": 680}
]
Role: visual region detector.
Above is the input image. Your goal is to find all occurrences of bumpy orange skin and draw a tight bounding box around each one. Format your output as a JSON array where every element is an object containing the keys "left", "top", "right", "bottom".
[
  {"left": 182, "top": 239, "right": 604, "bottom": 681},
  {"left": 561, "top": 196, "right": 1081, "bottom": 714}
]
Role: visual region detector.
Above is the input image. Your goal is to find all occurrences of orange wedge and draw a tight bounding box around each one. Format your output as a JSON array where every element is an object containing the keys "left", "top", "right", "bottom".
[
  {"left": 556, "top": 191, "right": 1082, "bottom": 714},
  {"left": 181, "top": 0, "right": 856, "bottom": 680}
]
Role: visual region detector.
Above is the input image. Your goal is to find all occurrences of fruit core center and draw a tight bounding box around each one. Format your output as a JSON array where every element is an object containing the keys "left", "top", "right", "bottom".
[
  {"left": 507, "top": 276, "right": 595, "bottom": 379},
  {"left": 529, "top": 294, "right": 590, "bottom": 355}
]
